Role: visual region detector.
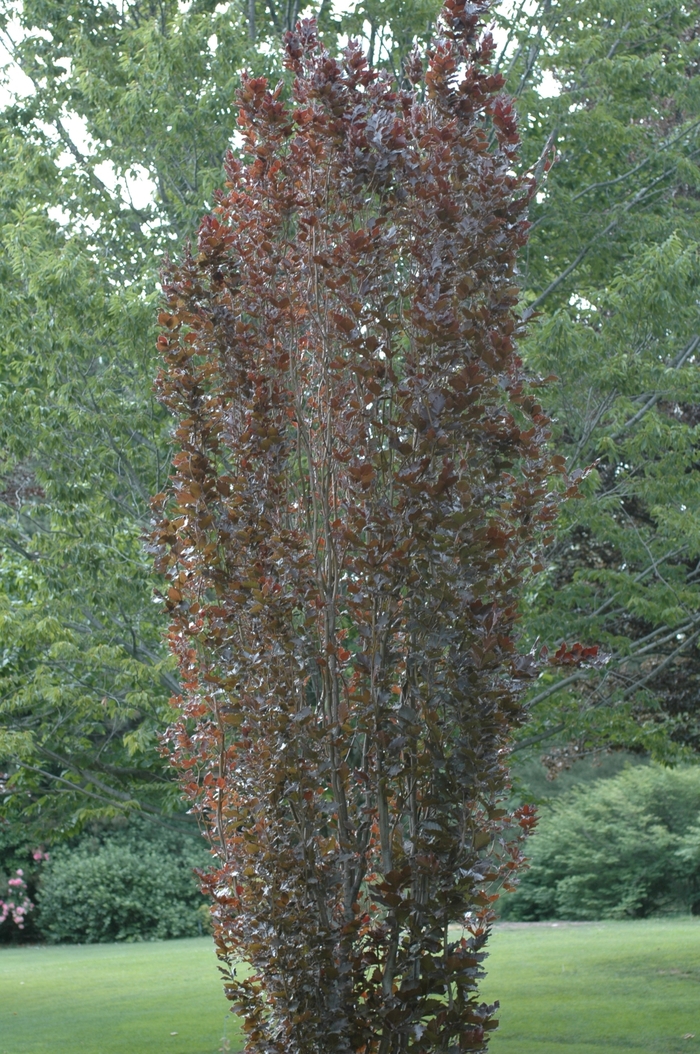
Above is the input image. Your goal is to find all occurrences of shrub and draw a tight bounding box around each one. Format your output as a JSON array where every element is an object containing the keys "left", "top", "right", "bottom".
[
  {"left": 37, "top": 820, "right": 209, "bottom": 943},
  {"left": 502, "top": 765, "right": 700, "bottom": 920},
  {"left": 151, "top": 2, "right": 580, "bottom": 1050},
  {"left": 0, "top": 825, "right": 47, "bottom": 944}
]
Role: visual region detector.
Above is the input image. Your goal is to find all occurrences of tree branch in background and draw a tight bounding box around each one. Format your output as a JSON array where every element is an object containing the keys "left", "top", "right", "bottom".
[{"left": 612, "top": 335, "right": 700, "bottom": 437}]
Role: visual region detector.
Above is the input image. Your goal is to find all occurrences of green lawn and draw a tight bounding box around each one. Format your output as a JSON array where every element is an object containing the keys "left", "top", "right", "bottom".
[
  {"left": 481, "top": 919, "right": 700, "bottom": 1054},
  {"left": 1, "top": 920, "right": 698, "bottom": 1053},
  {"left": 0, "top": 938, "right": 236, "bottom": 1054}
]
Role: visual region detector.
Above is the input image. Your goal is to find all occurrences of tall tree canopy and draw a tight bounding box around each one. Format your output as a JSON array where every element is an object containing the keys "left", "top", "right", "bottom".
[
  {"left": 0, "top": 0, "right": 252, "bottom": 834},
  {"left": 1, "top": 0, "right": 699, "bottom": 839},
  {"left": 497, "top": 0, "right": 700, "bottom": 765}
]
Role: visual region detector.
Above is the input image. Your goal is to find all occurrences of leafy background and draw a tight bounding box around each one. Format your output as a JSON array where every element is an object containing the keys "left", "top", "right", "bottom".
[{"left": 0, "top": 0, "right": 698, "bottom": 940}]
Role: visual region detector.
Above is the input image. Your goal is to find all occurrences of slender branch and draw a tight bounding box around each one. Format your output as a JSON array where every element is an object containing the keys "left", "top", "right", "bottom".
[
  {"left": 567, "top": 388, "right": 617, "bottom": 469},
  {"left": 267, "top": 0, "right": 281, "bottom": 32},
  {"left": 517, "top": 612, "right": 700, "bottom": 752},
  {"left": 511, "top": 722, "right": 566, "bottom": 752},
  {"left": 606, "top": 21, "right": 630, "bottom": 59},
  {"left": 523, "top": 218, "right": 619, "bottom": 318},
  {"left": 525, "top": 671, "right": 586, "bottom": 709},
  {"left": 512, "top": 0, "right": 552, "bottom": 100},
  {"left": 621, "top": 629, "right": 700, "bottom": 698},
  {"left": 79, "top": 606, "right": 181, "bottom": 695},
  {"left": 16, "top": 761, "right": 192, "bottom": 827},
  {"left": 586, "top": 545, "right": 688, "bottom": 621},
  {"left": 54, "top": 118, "right": 113, "bottom": 200},
  {"left": 569, "top": 118, "right": 700, "bottom": 204},
  {"left": 17, "top": 762, "right": 146, "bottom": 810},
  {"left": 515, "top": 43, "right": 540, "bottom": 96},
  {"left": 0, "top": 533, "right": 39, "bottom": 562},
  {"left": 36, "top": 745, "right": 165, "bottom": 811},
  {"left": 632, "top": 618, "right": 700, "bottom": 658},
  {"left": 524, "top": 155, "right": 700, "bottom": 317},
  {"left": 611, "top": 335, "right": 700, "bottom": 437},
  {"left": 530, "top": 125, "right": 558, "bottom": 187},
  {"left": 493, "top": 0, "right": 534, "bottom": 75}
]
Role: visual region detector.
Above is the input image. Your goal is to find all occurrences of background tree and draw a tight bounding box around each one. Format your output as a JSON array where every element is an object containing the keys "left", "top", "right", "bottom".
[
  {"left": 0, "top": 0, "right": 442, "bottom": 837},
  {"left": 0, "top": 0, "right": 260, "bottom": 835},
  {"left": 3, "top": 0, "right": 700, "bottom": 840},
  {"left": 494, "top": 0, "right": 700, "bottom": 766},
  {"left": 153, "top": 4, "right": 573, "bottom": 1050}
]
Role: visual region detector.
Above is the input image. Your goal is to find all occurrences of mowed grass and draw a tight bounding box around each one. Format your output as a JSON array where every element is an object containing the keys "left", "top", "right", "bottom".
[
  {"left": 0, "top": 937, "right": 236, "bottom": 1054},
  {"left": 481, "top": 919, "right": 700, "bottom": 1054},
  {"left": 1, "top": 920, "right": 698, "bottom": 1053}
]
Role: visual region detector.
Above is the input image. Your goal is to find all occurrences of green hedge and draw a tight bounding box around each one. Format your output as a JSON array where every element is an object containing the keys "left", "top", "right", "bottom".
[
  {"left": 502, "top": 765, "right": 700, "bottom": 920},
  {"left": 36, "top": 820, "right": 211, "bottom": 943}
]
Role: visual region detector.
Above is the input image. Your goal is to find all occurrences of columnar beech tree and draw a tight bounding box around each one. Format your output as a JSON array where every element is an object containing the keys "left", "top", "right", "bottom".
[{"left": 153, "top": 3, "right": 571, "bottom": 1050}]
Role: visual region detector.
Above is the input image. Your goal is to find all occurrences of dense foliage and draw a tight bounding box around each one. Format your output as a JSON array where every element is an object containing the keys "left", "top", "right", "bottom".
[
  {"left": 151, "top": 3, "right": 584, "bottom": 1049},
  {"left": 0, "top": 0, "right": 444, "bottom": 840},
  {"left": 503, "top": 765, "right": 700, "bottom": 920},
  {"left": 2, "top": 0, "right": 699, "bottom": 840},
  {"left": 0, "top": 823, "right": 45, "bottom": 942},
  {"left": 497, "top": 0, "right": 700, "bottom": 763},
  {"left": 36, "top": 818, "right": 209, "bottom": 943}
]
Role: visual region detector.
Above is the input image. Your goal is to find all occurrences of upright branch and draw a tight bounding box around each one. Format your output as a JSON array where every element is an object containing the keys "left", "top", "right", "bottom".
[{"left": 152, "top": 3, "right": 571, "bottom": 1050}]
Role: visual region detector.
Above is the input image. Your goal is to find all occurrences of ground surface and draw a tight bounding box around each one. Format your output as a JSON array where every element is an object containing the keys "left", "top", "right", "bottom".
[
  {"left": 482, "top": 919, "right": 700, "bottom": 1054},
  {"left": 0, "top": 919, "right": 698, "bottom": 1053},
  {"left": 0, "top": 937, "right": 234, "bottom": 1054}
]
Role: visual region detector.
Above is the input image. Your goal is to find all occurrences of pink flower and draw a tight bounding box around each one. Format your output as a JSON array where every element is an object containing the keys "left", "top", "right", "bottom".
[{"left": 0, "top": 870, "right": 34, "bottom": 930}]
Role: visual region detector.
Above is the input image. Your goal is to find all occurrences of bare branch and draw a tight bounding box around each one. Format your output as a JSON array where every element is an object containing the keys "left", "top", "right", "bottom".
[{"left": 530, "top": 125, "right": 558, "bottom": 187}]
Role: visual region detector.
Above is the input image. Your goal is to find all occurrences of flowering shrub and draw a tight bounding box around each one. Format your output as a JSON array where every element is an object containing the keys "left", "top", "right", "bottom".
[
  {"left": 0, "top": 851, "right": 45, "bottom": 935},
  {"left": 0, "top": 868, "right": 34, "bottom": 930}
]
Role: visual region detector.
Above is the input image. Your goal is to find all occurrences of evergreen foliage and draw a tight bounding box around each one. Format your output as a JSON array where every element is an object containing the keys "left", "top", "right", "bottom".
[
  {"left": 502, "top": 765, "right": 700, "bottom": 920},
  {"left": 36, "top": 817, "right": 210, "bottom": 943}
]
